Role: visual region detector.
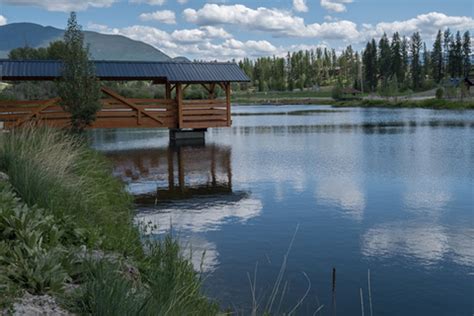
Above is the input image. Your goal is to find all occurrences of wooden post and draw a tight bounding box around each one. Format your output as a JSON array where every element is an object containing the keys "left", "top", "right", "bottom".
[
  {"left": 211, "top": 146, "right": 216, "bottom": 186},
  {"left": 167, "top": 148, "right": 174, "bottom": 190},
  {"left": 225, "top": 82, "right": 231, "bottom": 126},
  {"left": 176, "top": 83, "right": 183, "bottom": 128},
  {"left": 177, "top": 147, "right": 185, "bottom": 191},
  {"left": 209, "top": 83, "right": 216, "bottom": 99},
  {"left": 165, "top": 83, "right": 171, "bottom": 99}
]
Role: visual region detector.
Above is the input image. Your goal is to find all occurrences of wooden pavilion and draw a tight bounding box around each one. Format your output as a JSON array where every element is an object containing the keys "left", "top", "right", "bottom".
[{"left": 0, "top": 60, "right": 250, "bottom": 130}]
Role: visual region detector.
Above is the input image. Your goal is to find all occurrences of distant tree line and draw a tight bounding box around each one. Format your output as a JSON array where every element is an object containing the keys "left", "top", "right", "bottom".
[
  {"left": 8, "top": 41, "right": 67, "bottom": 60},
  {"left": 238, "top": 29, "right": 471, "bottom": 94}
]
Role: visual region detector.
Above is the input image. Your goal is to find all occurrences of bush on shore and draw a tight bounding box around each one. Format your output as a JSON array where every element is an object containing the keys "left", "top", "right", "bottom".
[{"left": 0, "top": 127, "right": 217, "bottom": 314}]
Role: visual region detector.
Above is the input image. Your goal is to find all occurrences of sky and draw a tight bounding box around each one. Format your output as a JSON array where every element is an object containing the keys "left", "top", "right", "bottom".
[{"left": 0, "top": 0, "right": 473, "bottom": 60}]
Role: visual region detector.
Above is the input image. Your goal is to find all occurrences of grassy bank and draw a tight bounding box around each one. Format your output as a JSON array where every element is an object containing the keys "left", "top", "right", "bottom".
[
  {"left": 0, "top": 128, "right": 217, "bottom": 314},
  {"left": 232, "top": 93, "right": 474, "bottom": 110},
  {"left": 331, "top": 98, "right": 474, "bottom": 110}
]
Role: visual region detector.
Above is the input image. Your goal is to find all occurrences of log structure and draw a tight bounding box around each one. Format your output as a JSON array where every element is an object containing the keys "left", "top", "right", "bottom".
[{"left": 0, "top": 60, "right": 250, "bottom": 130}]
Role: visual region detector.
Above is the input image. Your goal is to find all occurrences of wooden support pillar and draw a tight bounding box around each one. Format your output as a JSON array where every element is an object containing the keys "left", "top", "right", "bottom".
[
  {"left": 176, "top": 83, "right": 183, "bottom": 128},
  {"left": 167, "top": 148, "right": 174, "bottom": 190},
  {"left": 225, "top": 82, "right": 231, "bottom": 126},
  {"left": 165, "top": 82, "right": 171, "bottom": 99},
  {"left": 211, "top": 146, "right": 216, "bottom": 186},
  {"left": 226, "top": 150, "right": 232, "bottom": 190},
  {"left": 177, "top": 147, "right": 185, "bottom": 191},
  {"left": 209, "top": 83, "right": 216, "bottom": 99}
]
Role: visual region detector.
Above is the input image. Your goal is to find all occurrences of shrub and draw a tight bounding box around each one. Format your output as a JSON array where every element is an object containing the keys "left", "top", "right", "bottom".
[
  {"left": 0, "top": 127, "right": 140, "bottom": 254},
  {"left": 331, "top": 82, "right": 344, "bottom": 100},
  {"left": 0, "top": 182, "right": 69, "bottom": 295},
  {"left": 435, "top": 87, "right": 444, "bottom": 99}
]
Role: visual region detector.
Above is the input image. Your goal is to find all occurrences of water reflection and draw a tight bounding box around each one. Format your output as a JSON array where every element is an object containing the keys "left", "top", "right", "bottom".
[
  {"left": 107, "top": 144, "right": 233, "bottom": 199},
  {"left": 227, "top": 120, "right": 473, "bottom": 135},
  {"left": 362, "top": 222, "right": 474, "bottom": 267},
  {"left": 106, "top": 142, "right": 263, "bottom": 272},
  {"left": 91, "top": 106, "right": 474, "bottom": 314}
]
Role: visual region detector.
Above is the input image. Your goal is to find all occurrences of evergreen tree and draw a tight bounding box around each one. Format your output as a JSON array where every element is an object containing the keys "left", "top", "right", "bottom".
[
  {"left": 56, "top": 12, "right": 101, "bottom": 132},
  {"left": 390, "top": 32, "right": 403, "bottom": 82},
  {"left": 431, "top": 30, "right": 444, "bottom": 83},
  {"left": 422, "top": 42, "right": 430, "bottom": 84},
  {"left": 444, "top": 29, "right": 453, "bottom": 75},
  {"left": 401, "top": 36, "right": 409, "bottom": 87},
  {"left": 378, "top": 33, "right": 392, "bottom": 84},
  {"left": 462, "top": 31, "right": 472, "bottom": 77},
  {"left": 410, "top": 32, "right": 423, "bottom": 90},
  {"left": 448, "top": 31, "right": 463, "bottom": 77},
  {"left": 363, "top": 39, "right": 378, "bottom": 91}
]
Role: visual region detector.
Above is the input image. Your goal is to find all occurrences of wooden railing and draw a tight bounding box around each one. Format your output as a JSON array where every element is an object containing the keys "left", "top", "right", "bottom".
[
  {"left": 0, "top": 87, "right": 179, "bottom": 129},
  {"left": 0, "top": 86, "right": 232, "bottom": 129},
  {"left": 182, "top": 99, "right": 230, "bottom": 129}
]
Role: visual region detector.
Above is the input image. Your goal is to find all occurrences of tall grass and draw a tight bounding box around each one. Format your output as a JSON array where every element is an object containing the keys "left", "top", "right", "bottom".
[
  {"left": 0, "top": 127, "right": 140, "bottom": 254},
  {"left": 0, "top": 127, "right": 218, "bottom": 314},
  {"left": 64, "top": 235, "right": 218, "bottom": 315}
]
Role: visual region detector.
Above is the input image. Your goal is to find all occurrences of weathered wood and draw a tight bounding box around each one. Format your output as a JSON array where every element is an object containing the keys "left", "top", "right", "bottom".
[
  {"left": 100, "top": 87, "right": 164, "bottom": 125},
  {"left": 184, "top": 115, "right": 227, "bottom": 122},
  {"left": 183, "top": 99, "right": 226, "bottom": 105},
  {"left": 183, "top": 109, "right": 227, "bottom": 116},
  {"left": 225, "top": 82, "right": 231, "bottom": 126},
  {"left": 176, "top": 83, "right": 183, "bottom": 128},
  {"left": 165, "top": 83, "right": 172, "bottom": 99},
  {"left": 0, "top": 84, "right": 232, "bottom": 130},
  {"left": 15, "top": 98, "right": 60, "bottom": 127},
  {"left": 182, "top": 121, "right": 228, "bottom": 129}
]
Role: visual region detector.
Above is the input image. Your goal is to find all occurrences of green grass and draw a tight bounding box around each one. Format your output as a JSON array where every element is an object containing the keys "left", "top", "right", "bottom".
[
  {"left": 0, "top": 127, "right": 140, "bottom": 254},
  {"left": 64, "top": 236, "right": 218, "bottom": 315},
  {"left": 0, "top": 127, "right": 217, "bottom": 314},
  {"left": 332, "top": 98, "right": 474, "bottom": 110}
]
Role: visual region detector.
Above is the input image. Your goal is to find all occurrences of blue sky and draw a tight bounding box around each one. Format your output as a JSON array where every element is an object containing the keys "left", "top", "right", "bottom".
[{"left": 1, "top": 0, "right": 473, "bottom": 60}]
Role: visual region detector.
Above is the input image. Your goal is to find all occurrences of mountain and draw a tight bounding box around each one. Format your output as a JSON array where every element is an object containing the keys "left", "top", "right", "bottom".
[{"left": 0, "top": 22, "right": 172, "bottom": 61}]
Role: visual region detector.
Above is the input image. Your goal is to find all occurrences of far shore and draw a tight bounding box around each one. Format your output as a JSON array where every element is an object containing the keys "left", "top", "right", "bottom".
[{"left": 232, "top": 96, "right": 474, "bottom": 110}]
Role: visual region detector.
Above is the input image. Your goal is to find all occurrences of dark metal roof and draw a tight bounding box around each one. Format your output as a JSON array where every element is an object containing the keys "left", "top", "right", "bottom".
[{"left": 0, "top": 60, "right": 250, "bottom": 83}]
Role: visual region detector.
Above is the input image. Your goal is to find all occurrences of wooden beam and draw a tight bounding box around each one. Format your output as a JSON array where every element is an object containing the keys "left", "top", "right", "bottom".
[
  {"left": 101, "top": 87, "right": 163, "bottom": 125},
  {"left": 165, "top": 83, "right": 172, "bottom": 99},
  {"left": 183, "top": 84, "right": 191, "bottom": 92},
  {"left": 177, "top": 147, "right": 185, "bottom": 191},
  {"left": 209, "top": 83, "right": 216, "bottom": 99},
  {"left": 200, "top": 83, "right": 212, "bottom": 94},
  {"left": 14, "top": 97, "right": 60, "bottom": 127},
  {"left": 225, "top": 82, "right": 231, "bottom": 126},
  {"left": 167, "top": 148, "right": 174, "bottom": 189},
  {"left": 175, "top": 83, "right": 183, "bottom": 128}
]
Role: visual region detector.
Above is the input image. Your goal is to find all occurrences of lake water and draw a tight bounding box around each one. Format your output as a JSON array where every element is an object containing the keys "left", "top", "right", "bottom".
[{"left": 90, "top": 105, "right": 473, "bottom": 316}]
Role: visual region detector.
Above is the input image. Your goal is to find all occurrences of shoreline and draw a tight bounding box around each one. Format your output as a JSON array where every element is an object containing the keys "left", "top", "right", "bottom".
[{"left": 231, "top": 97, "right": 474, "bottom": 110}]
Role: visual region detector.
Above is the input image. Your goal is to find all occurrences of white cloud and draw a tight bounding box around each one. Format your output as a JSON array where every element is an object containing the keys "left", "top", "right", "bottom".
[
  {"left": 2, "top": 0, "right": 116, "bottom": 12},
  {"left": 199, "top": 26, "right": 232, "bottom": 39},
  {"left": 87, "top": 22, "right": 280, "bottom": 60},
  {"left": 139, "top": 10, "right": 176, "bottom": 24},
  {"left": 0, "top": 15, "right": 7, "bottom": 26},
  {"left": 320, "top": 0, "right": 353, "bottom": 13},
  {"left": 367, "top": 12, "right": 474, "bottom": 39},
  {"left": 183, "top": 4, "right": 360, "bottom": 41},
  {"left": 177, "top": 0, "right": 188, "bottom": 4},
  {"left": 130, "top": 0, "right": 165, "bottom": 5},
  {"left": 293, "top": 0, "right": 308, "bottom": 13}
]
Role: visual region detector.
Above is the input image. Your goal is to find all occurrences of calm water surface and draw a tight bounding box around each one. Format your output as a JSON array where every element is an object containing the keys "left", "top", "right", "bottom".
[{"left": 90, "top": 105, "right": 474, "bottom": 316}]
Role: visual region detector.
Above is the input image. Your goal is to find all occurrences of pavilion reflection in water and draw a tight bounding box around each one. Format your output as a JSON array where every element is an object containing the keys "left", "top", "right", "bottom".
[
  {"left": 107, "top": 143, "right": 262, "bottom": 272},
  {"left": 107, "top": 143, "right": 233, "bottom": 203}
]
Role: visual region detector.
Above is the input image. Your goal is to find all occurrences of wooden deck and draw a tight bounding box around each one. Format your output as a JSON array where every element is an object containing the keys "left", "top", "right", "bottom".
[{"left": 0, "top": 84, "right": 232, "bottom": 129}]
